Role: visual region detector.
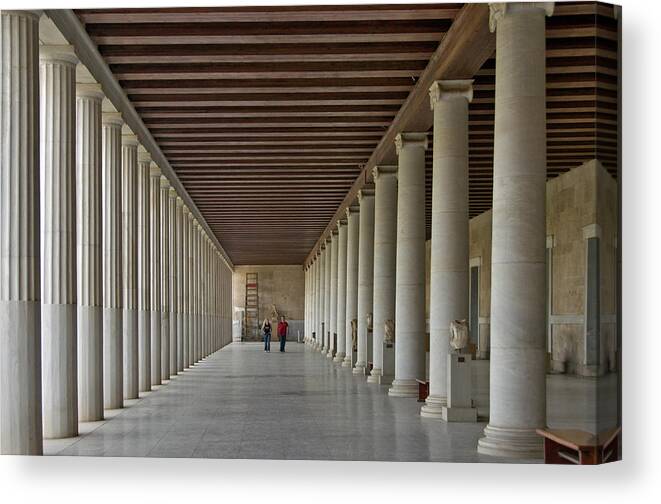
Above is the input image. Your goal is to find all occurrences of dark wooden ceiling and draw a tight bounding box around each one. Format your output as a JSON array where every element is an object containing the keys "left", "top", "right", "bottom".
[{"left": 76, "top": 2, "right": 618, "bottom": 266}]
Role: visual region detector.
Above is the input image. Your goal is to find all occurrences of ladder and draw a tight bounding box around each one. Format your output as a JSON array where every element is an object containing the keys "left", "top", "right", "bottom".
[{"left": 244, "top": 273, "right": 259, "bottom": 340}]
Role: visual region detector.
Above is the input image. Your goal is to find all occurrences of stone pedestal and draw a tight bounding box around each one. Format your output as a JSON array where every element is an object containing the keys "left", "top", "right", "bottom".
[
  {"left": 441, "top": 353, "right": 477, "bottom": 422},
  {"left": 343, "top": 205, "right": 360, "bottom": 368},
  {"left": 354, "top": 188, "right": 374, "bottom": 376},
  {"left": 0, "top": 9, "right": 43, "bottom": 455},
  {"left": 76, "top": 83, "right": 105, "bottom": 422},
  {"left": 477, "top": 2, "right": 553, "bottom": 459},
  {"left": 102, "top": 111, "right": 124, "bottom": 410},
  {"left": 389, "top": 133, "right": 428, "bottom": 397},
  {"left": 421, "top": 79, "right": 473, "bottom": 419},
  {"left": 40, "top": 45, "right": 79, "bottom": 439},
  {"left": 137, "top": 147, "right": 151, "bottom": 391}
]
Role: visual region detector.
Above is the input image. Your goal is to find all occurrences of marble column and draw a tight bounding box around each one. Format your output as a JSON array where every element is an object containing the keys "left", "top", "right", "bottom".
[
  {"left": 40, "top": 44, "right": 79, "bottom": 439},
  {"left": 367, "top": 166, "right": 398, "bottom": 384},
  {"left": 121, "top": 132, "right": 139, "bottom": 400},
  {"left": 0, "top": 10, "right": 43, "bottom": 454},
  {"left": 478, "top": 2, "right": 553, "bottom": 459},
  {"left": 421, "top": 80, "right": 473, "bottom": 418},
  {"left": 160, "top": 176, "right": 170, "bottom": 381},
  {"left": 323, "top": 240, "right": 332, "bottom": 353},
  {"left": 318, "top": 245, "right": 326, "bottom": 353},
  {"left": 187, "top": 213, "right": 195, "bottom": 367},
  {"left": 354, "top": 187, "right": 375, "bottom": 376},
  {"left": 328, "top": 230, "right": 338, "bottom": 358},
  {"left": 314, "top": 254, "right": 321, "bottom": 349},
  {"left": 75, "top": 83, "right": 104, "bottom": 422},
  {"left": 342, "top": 205, "right": 360, "bottom": 368},
  {"left": 182, "top": 206, "right": 191, "bottom": 368},
  {"left": 175, "top": 196, "right": 184, "bottom": 372},
  {"left": 334, "top": 219, "right": 348, "bottom": 363},
  {"left": 192, "top": 221, "right": 200, "bottom": 363},
  {"left": 149, "top": 163, "right": 161, "bottom": 386},
  {"left": 102, "top": 111, "right": 124, "bottom": 409},
  {"left": 168, "top": 186, "right": 178, "bottom": 376},
  {"left": 389, "top": 133, "right": 428, "bottom": 397},
  {"left": 137, "top": 146, "right": 151, "bottom": 392}
]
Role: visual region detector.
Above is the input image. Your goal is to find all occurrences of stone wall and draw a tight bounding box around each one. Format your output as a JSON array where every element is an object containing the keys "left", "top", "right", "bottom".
[{"left": 232, "top": 265, "right": 305, "bottom": 341}]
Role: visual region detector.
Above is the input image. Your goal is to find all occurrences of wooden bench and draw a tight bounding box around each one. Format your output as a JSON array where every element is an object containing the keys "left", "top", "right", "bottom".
[
  {"left": 536, "top": 427, "right": 621, "bottom": 465},
  {"left": 415, "top": 379, "right": 429, "bottom": 402}
]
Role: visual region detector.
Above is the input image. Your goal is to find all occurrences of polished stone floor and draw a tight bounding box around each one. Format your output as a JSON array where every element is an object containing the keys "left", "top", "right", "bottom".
[{"left": 45, "top": 342, "right": 520, "bottom": 462}]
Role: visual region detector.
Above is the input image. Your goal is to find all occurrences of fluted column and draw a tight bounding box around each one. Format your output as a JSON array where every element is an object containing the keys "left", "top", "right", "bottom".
[
  {"left": 182, "top": 206, "right": 191, "bottom": 367},
  {"left": 323, "top": 240, "right": 331, "bottom": 353},
  {"left": 149, "top": 163, "right": 161, "bottom": 386},
  {"left": 40, "top": 45, "right": 79, "bottom": 439},
  {"left": 76, "top": 83, "right": 104, "bottom": 422},
  {"left": 160, "top": 176, "right": 170, "bottom": 381},
  {"left": 478, "top": 2, "right": 553, "bottom": 459},
  {"left": 318, "top": 246, "right": 326, "bottom": 352},
  {"left": 137, "top": 146, "right": 151, "bottom": 392},
  {"left": 175, "top": 196, "right": 184, "bottom": 372},
  {"left": 202, "top": 235, "right": 209, "bottom": 357},
  {"left": 342, "top": 205, "right": 360, "bottom": 368},
  {"left": 313, "top": 254, "right": 320, "bottom": 349},
  {"left": 389, "top": 132, "right": 428, "bottom": 397},
  {"left": 328, "top": 230, "right": 338, "bottom": 358},
  {"left": 0, "top": 10, "right": 43, "bottom": 455},
  {"left": 121, "top": 132, "right": 139, "bottom": 400},
  {"left": 354, "top": 187, "right": 375, "bottom": 376},
  {"left": 186, "top": 212, "right": 195, "bottom": 367},
  {"left": 192, "top": 220, "right": 200, "bottom": 363},
  {"left": 422, "top": 80, "right": 473, "bottom": 418},
  {"left": 102, "top": 111, "right": 124, "bottom": 409},
  {"left": 368, "top": 166, "right": 398, "bottom": 384},
  {"left": 168, "top": 186, "right": 178, "bottom": 376},
  {"left": 334, "top": 220, "right": 348, "bottom": 363}
]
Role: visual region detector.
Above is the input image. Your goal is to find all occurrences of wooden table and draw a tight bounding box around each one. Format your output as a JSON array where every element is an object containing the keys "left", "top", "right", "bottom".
[
  {"left": 415, "top": 379, "right": 429, "bottom": 403},
  {"left": 536, "top": 427, "right": 621, "bottom": 465}
]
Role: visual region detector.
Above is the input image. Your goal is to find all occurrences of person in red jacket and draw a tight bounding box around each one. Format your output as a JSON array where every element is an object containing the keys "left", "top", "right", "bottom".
[{"left": 277, "top": 316, "right": 289, "bottom": 352}]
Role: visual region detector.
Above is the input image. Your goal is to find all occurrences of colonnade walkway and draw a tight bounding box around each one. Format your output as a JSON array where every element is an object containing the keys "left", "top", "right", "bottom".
[{"left": 42, "top": 342, "right": 518, "bottom": 462}]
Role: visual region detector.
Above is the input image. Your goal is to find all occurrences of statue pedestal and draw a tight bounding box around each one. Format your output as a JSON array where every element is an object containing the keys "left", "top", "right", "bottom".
[{"left": 441, "top": 353, "right": 477, "bottom": 422}]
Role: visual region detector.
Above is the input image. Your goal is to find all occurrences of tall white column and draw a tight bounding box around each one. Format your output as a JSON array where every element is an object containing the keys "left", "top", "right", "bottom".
[
  {"left": 389, "top": 132, "right": 428, "bottom": 397},
  {"left": 328, "top": 230, "right": 338, "bottom": 358},
  {"left": 313, "top": 254, "right": 321, "bottom": 349},
  {"left": 76, "top": 83, "right": 104, "bottom": 422},
  {"left": 168, "top": 186, "right": 178, "bottom": 376},
  {"left": 149, "top": 163, "right": 161, "bottom": 385},
  {"left": 0, "top": 10, "right": 43, "bottom": 455},
  {"left": 137, "top": 146, "right": 151, "bottom": 392},
  {"left": 368, "top": 166, "right": 398, "bottom": 384},
  {"left": 354, "top": 187, "right": 375, "bottom": 376},
  {"left": 318, "top": 246, "right": 326, "bottom": 352},
  {"left": 192, "top": 221, "right": 200, "bottom": 363},
  {"left": 478, "top": 2, "right": 553, "bottom": 459},
  {"left": 121, "top": 132, "right": 139, "bottom": 400},
  {"left": 182, "top": 206, "right": 191, "bottom": 368},
  {"left": 40, "top": 45, "right": 79, "bottom": 439},
  {"left": 175, "top": 196, "right": 184, "bottom": 372},
  {"left": 421, "top": 80, "right": 473, "bottom": 418},
  {"left": 187, "top": 212, "right": 195, "bottom": 367},
  {"left": 102, "top": 111, "right": 124, "bottom": 409},
  {"left": 160, "top": 176, "right": 170, "bottom": 381},
  {"left": 323, "top": 239, "right": 331, "bottom": 353},
  {"left": 334, "top": 219, "right": 348, "bottom": 363},
  {"left": 342, "top": 205, "right": 360, "bottom": 368}
]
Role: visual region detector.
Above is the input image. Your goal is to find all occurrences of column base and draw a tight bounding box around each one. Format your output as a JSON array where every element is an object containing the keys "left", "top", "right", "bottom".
[
  {"left": 477, "top": 424, "right": 544, "bottom": 459},
  {"left": 420, "top": 395, "right": 446, "bottom": 419},
  {"left": 333, "top": 352, "right": 345, "bottom": 364},
  {"left": 352, "top": 362, "right": 366, "bottom": 375},
  {"left": 388, "top": 379, "right": 418, "bottom": 398},
  {"left": 326, "top": 349, "right": 334, "bottom": 359},
  {"left": 366, "top": 367, "right": 382, "bottom": 384},
  {"left": 341, "top": 356, "right": 352, "bottom": 368}
]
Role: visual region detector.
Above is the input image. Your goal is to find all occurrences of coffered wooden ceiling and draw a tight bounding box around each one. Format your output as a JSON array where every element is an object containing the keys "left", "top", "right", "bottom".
[{"left": 75, "top": 2, "right": 619, "bottom": 266}]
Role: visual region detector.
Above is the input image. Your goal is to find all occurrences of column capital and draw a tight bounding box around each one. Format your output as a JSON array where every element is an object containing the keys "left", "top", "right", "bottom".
[
  {"left": 76, "top": 82, "right": 104, "bottom": 101},
  {"left": 39, "top": 44, "right": 78, "bottom": 66},
  {"left": 149, "top": 162, "right": 161, "bottom": 178},
  {"left": 186, "top": 208, "right": 194, "bottom": 219},
  {"left": 489, "top": 2, "right": 554, "bottom": 32},
  {"left": 121, "top": 133, "right": 139, "bottom": 147},
  {"left": 102, "top": 111, "right": 123, "bottom": 127},
  {"left": 372, "top": 165, "right": 398, "bottom": 180},
  {"left": 176, "top": 196, "right": 184, "bottom": 207},
  {"left": 160, "top": 175, "right": 170, "bottom": 189},
  {"left": 429, "top": 80, "right": 474, "bottom": 109},
  {"left": 336, "top": 218, "right": 348, "bottom": 228},
  {"left": 358, "top": 185, "right": 375, "bottom": 202},
  {"left": 137, "top": 145, "right": 151, "bottom": 163},
  {"left": 395, "top": 132, "right": 428, "bottom": 155},
  {"left": 345, "top": 205, "right": 360, "bottom": 218},
  {"left": 331, "top": 229, "right": 338, "bottom": 237},
  {"left": 168, "top": 186, "right": 177, "bottom": 199}
]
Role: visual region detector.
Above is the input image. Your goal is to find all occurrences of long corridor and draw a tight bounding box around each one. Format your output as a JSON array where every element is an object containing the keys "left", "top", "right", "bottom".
[{"left": 45, "top": 342, "right": 516, "bottom": 462}]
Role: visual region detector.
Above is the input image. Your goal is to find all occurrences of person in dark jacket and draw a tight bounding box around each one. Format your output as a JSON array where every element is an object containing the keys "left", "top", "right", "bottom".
[
  {"left": 277, "top": 316, "right": 289, "bottom": 352},
  {"left": 262, "top": 318, "right": 272, "bottom": 352}
]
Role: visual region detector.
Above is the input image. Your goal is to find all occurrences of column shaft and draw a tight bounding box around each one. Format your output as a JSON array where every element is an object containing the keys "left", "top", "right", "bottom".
[
  {"left": 328, "top": 231, "right": 338, "bottom": 358},
  {"left": 342, "top": 205, "right": 360, "bottom": 367},
  {"left": 40, "top": 45, "right": 79, "bottom": 438},
  {"left": 187, "top": 214, "right": 195, "bottom": 367},
  {"left": 168, "top": 187, "right": 178, "bottom": 376},
  {"left": 175, "top": 197, "right": 184, "bottom": 372},
  {"left": 137, "top": 148, "right": 151, "bottom": 391},
  {"left": 334, "top": 220, "right": 348, "bottom": 363},
  {"left": 0, "top": 10, "right": 43, "bottom": 454},
  {"left": 149, "top": 164, "right": 161, "bottom": 385},
  {"left": 160, "top": 176, "right": 170, "bottom": 381},
  {"left": 354, "top": 188, "right": 375, "bottom": 375},
  {"left": 182, "top": 207, "right": 191, "bottom": 367}
]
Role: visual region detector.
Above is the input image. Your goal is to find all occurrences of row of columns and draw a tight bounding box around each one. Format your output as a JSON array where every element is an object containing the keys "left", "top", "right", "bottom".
[
  {"left": 0, "top": 10, "right": 233, "bottom": 455},
  {"left": 304, "top": 2, "right": 553, "bottom": 458}
]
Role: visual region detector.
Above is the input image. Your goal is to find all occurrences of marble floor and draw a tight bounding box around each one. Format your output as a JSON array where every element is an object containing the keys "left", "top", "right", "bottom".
[{"left": 45, "top": 342, "right": 525, "bottom": 462}]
